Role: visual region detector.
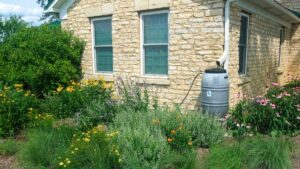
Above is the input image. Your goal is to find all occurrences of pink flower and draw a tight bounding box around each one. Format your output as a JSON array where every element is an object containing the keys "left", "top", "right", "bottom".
[
  {"left": 283, "top": 92, "right": 291, "bottom": 97},
  {"left": 270, "top": 103, "right": 276, "bottom": 109},
  {"left": 272, "top": 82, "right": 279, "bottom": 86},
  {"left": 259, "top": 98, "right": 270, "bottom": 106}
]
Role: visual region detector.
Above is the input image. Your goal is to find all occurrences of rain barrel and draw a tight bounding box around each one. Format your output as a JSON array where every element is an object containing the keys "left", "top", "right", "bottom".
[{"left": 201, "top": 68, "right": 229, "bottom": 117}]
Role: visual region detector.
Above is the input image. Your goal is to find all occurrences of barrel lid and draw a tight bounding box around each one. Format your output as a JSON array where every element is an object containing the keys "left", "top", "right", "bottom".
[{"left": 205, "top": 68, "right": 227, "bottom": 74}]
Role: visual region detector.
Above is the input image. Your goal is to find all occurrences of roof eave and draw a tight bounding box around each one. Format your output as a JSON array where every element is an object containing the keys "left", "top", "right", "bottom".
[{"left": 267, "top": 0, "right": 300, "bottom": 23}]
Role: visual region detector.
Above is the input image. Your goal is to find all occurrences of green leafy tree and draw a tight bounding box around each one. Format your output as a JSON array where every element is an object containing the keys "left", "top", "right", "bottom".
[{"left": 0, "top": 16, "right": 27, "bottom": 42}]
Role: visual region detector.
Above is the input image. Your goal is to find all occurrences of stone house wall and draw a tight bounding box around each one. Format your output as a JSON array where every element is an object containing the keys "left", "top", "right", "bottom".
[
  {"left": 277, "top": 0, "right": 300, "bottom": 81},
  {"left": 61, "top": 0, "right": 299, "bottom": 109},
  {"left": 228, "top": 4, "right": 292, "bottom": 104},
  {"left": 62, "top": 0, "right": 225, "bottom": 110}
]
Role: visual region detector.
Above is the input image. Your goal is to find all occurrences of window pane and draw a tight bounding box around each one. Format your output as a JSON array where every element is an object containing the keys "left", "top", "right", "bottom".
[
  {"left": 239, "top": 15, "right": 249, "bottom": 75},
  {"left": 145, "top": 45, "right": 168, "bottom": 75},
  {"left": 144, "top": 13, "right": 168, "bottom": 44},
  {"left": 95, "top": 47, "right": 113, "bottom": 72},
  {"left": 94, "top": 19, "right": 112, "bottom": 45},
  {"left": 238, "top": 46, "right": 246, "bottom": 74}
]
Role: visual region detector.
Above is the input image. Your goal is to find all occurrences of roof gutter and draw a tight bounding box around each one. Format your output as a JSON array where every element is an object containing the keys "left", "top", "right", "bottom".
[
  {"left": 265, "top": 0, "right": 300, "bottom": 23},
  {"left": 217, "top": 0, "right": 235, "bottom": 73}
]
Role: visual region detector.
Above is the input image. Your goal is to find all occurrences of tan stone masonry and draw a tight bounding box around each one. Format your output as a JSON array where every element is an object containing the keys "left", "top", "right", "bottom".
[{"left": 61, "top": 0, "right": 299, "bottom": 109}]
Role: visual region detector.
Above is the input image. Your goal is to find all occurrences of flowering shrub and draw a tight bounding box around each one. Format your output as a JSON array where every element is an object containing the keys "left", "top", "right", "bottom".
[
  {"left": 57, "top": 125, "right": 121, "bottom": 169},
  {"left": 41, "top": 79, "right": 114, "bottom": 119},
  {"left": 227, "top": 81, "right": 300, "bottom": 137},
  {"left": 0, "top": 84, "right": 39, "bottom": 137},
  {"left": 156, "top": 109, "right": 224, "bottom": 150}
]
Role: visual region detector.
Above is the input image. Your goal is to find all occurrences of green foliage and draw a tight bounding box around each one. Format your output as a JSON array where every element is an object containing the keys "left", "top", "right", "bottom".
[
  {"left": 0, "top": 138, "right": 22, "bottom": 156},
  {"left": 159, "top": 151, "right": 199, "bottom": 169},
  {"left": 227, "top": 81, "right": 300, "bottom": 137},
  {"left": 202, "top": 136, "right": 293, "bottom": 169},
  {"left": 18, "top": 126, "right": 76, "bottom": 169},
  {"left": 117, "top": 80, "right": 150, "bottom": 112},
  {"left": 110, "top": 110, "right": 170, "bottom": 169},
  {"left": 0, "top": 16, "right": 27, "bottom": 42},
  {"left": 155, "top": 108, "right": 224, "bottom": 150},
  {"left": 244, "top": 137, "right": 293, "bottom": 169},
  {"left": 0, "top": 85, "right": 39, "bottom": 138},
  {"left": 56, "top": 125, "right": 120, "bottom": 169},
  {"left": 41, "top": 79, "right": 112, "bottom": 119},
  {"left": 0, "top": 25, "right": 85, "bottom": 96}
]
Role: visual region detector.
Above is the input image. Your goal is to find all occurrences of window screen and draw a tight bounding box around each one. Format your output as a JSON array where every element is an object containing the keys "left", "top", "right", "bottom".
[
  {"left": 142, "top": 12, "right": 168, "bottom": 75},
  {"left": 238, "top": 14, "right": 249, "bottom": 75},
  {"left": 93, "top": 18, "right": 113, "bottom": 72}
]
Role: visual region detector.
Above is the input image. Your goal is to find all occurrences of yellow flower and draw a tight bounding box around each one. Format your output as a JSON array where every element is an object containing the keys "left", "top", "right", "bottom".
[
  {"left": 59, "top": 162, "right": 64, "bottom": 166},
  {"left": 171, "top": 130, "right": 176, "bottom": 134},
  {"left": 188, "top": 141, "right": 193, "bottom": 146},
  {"left": 56, "top": 86, "right": 64, "bottom": 92},
  {"left": 14, "top": 84, "right": 23, "bottom": 88},
  {"left": 84, "top": 138, "right": 90, "bottom": 142},
  {"left": 66, "top": 86, "right": 75, "bottom": 93},
  {"left": 167, "top": 138, "right": 173, "bottom": 143}
]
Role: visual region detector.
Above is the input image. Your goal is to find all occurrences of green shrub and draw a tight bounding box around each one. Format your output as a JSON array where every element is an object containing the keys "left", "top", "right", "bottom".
[
  {"left": 0, "top": 85, "right": 39, "bottom": 137},
  {"left": 0, "top": 25, "right": 85, "bottom": 96},
  {"left": 77, "top": 95, "right": 118, "bottom": 130},
  {"left": 0, "top": 138, "right": 22, "bottom": 156},
  {"left": 227, "top": 80, "right": 300, "bottom": 137},
  {"left": 18, "top": 126, "right": 76, "bottom": 169},
  {"left": 110, "top": 110, "right": 170, "bottom": 169},
  {"left": 41, "top": 79, "right": 112, "bottom": 119},
  {"left": 117, "top": 80, "right": 150, "bottom": 112},
  {"left": 56, "top": 125, "right": 120, "bottom": 169},
  {"left": 155, "top": 108, "right": 224, "bottom": 150},
  {"left": 202, "top": 136, "right": 293, "bottom": 169}
]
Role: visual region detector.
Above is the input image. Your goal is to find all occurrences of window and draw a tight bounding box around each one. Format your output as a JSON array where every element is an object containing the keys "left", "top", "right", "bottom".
[
  {"left": 141, "top": 11, "right": 169, "bottom": 76},
  {"left": 92, "top": 17, "right": 113, "bottom": 73},
  {"left": 238, "top": 13, "right": 249, "bottom": 75},
  {"left": 278, "top": 26, "right": 285, "bottom": 66}
]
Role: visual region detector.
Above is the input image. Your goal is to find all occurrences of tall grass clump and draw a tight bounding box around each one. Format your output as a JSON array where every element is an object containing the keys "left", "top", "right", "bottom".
[
  {"left": 202, "top": 136, "right": 293, "bottom": 169},
  {"left": 0, "top": 138, "right": 22, "bottom": 156},
  {"left": 18, "top": 126, "right": 76, "bottom": 169}
]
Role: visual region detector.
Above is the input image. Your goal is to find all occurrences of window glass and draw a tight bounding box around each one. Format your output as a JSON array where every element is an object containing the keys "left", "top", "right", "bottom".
[
  {"left": 143, "top": 12, "right": 168, "bottom": 75},
  {"left": 238, "top": 15, "right": 249, "bottom": 75},
  {"left": 93, "top": 18, "right": 113, "bottom": 72}
]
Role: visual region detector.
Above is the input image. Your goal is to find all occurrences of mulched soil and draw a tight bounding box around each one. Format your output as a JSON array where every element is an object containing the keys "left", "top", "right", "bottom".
[{"left": 0, "top": 156, "right": 16, "bottom": 169}]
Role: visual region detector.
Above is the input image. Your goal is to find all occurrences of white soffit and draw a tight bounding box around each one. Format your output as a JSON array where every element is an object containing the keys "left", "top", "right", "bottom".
[{"left": 235, "top": 0, "right": 300, "bottom": 28}]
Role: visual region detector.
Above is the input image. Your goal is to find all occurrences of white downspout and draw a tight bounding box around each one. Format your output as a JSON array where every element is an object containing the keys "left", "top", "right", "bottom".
[{"left": 217, "top": 0, "right": 235, "bottom": 73}]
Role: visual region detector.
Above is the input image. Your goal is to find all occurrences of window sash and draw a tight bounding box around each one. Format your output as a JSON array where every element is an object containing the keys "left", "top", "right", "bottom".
[
  {"left": 142, "top": 11, "right": 169, "bottom": 76},
  {"left": 278, "top": 27, "right": 285, "bottom": 66},
  {"left": 238, "top": 14, "right": 249, "bottom": 75},
  {"left": 95, "top": 46, "right": 113, "bottom": 72},
  {"left": 92, "top": 17, "right": 113, "bottom": 73}
]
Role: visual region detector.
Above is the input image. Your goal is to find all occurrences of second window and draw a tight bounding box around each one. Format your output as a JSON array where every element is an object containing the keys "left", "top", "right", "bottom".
[{"left": 141, "top": 11, "right": 169, "bottom": 76}]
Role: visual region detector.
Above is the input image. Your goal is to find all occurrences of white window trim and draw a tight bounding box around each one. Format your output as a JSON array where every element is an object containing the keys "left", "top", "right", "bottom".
[
  {"left": 140, "top": 10, "right": 170, "bottom": 78},
  {"left": 91, "top": 16, "right": 113, "bottom": 75},
  {"left": 239, "top": 13, "right": 250, "bottom": 76}
]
